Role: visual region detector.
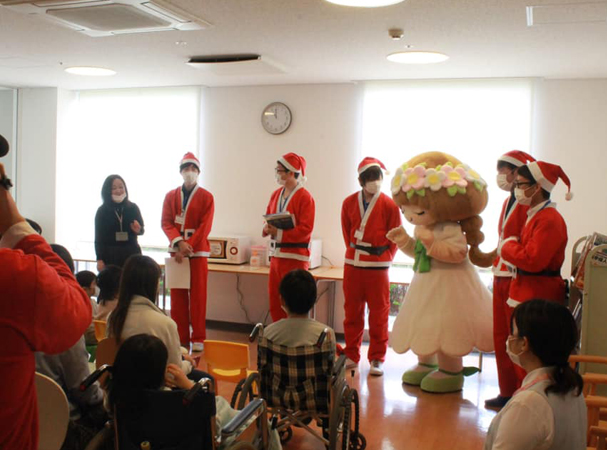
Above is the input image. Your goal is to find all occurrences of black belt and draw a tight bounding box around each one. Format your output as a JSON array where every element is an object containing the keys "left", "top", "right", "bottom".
[
  {"left": 518, "top": 269, "right": 561, "bottom": 277},
  {"left": 350, "top": 243, "right": 390, "bottom": 256},
  {"left": 275, "top": 242, "right": 309, "bottom": 249}
]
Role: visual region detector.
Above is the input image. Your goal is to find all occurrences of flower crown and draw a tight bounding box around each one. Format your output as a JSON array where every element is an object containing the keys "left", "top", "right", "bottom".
[{"left": 391, "top": 161, "right": 487, "bottom": 199}]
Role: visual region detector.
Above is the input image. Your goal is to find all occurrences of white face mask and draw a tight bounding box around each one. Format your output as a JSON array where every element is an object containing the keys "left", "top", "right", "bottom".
[
  {"left": 506, "top": 336, "right": 525, "bottom": 367},
  {"left": 275, "top": 173, "right": 286, "bottom": 186},
  {"left": 514, "top": 186, "right": 533, "bottom": 205},
  {"left": 496, "top": 173, "right": 513, "bottom": 192},
  {"left": 94, "top": 286, "right": 100, "bottom": 297},
  {"left": 364, "top": 180, "right": 382, "bottom": 195},
  {"left": 112, "top": 193, "right": 126, "bottom": 203},
  {"left": 182, "top": 171, "right": 198, "bottom": 185}
]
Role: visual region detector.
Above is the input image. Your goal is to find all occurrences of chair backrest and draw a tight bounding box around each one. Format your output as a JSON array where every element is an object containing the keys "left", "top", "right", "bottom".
[
  {"left": 257, "top": 336, "right": 334, "bottom": 414},
  {"left": 569, "top": 354, "right": 607, "bottom": 396},
  {"left": 204, "top": 340, "right": 250, "bottom": 383},
  {"left": 93, "top": 320, "right": 107, "bottom": 342},
  {"left": 115, "top": 388, "right": 216, "bottom": 450},
  {"left": 96, "top": 337, "right": 118, "bottom": 370},
  {"left": 35, "top": 372, "right": 70, "bottom": 450}
]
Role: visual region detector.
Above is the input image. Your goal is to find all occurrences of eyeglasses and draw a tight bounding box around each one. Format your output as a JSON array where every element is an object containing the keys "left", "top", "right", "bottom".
[
  {"left": 513, "top": 181, "right": 534, "bottom": 189},
  {"left": 275, "top": 168, "right": 289, "bottom": 174}
]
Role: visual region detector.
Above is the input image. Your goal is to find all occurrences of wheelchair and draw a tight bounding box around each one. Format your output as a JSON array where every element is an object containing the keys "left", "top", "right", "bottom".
[
  {"left": 81, "top": 365, "right": 271, "bottom": 450},
  {"left": 231, "top": 324, "right": 366, "bottom": 450}
]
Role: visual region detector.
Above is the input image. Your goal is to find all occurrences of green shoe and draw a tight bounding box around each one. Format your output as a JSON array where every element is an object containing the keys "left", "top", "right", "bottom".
[
  {"left": 420, "top": 369, "right": 464, "bottom": 393},
  {"left": 402, "top": 363, "right": 438, "bottom": 386}
]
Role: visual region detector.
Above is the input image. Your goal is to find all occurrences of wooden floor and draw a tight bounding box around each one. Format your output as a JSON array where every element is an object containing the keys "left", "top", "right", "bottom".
[{"left": 198, "top": 327, "right": 499, "bottom": 450}]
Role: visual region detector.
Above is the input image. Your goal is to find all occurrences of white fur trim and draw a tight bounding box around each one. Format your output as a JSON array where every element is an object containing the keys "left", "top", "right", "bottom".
[
  {"left": 345, "top": 259, "right": 392, "bottom": 268},
  {"left": 278, "top": 157, "right": 300, "bottom": 173},
  {"left": 506, "top": 298, "right": 521, "bottom": 308},
  {"left": 180, "top": 158, "right": 200, "bottom": 170},
  {"left": 499, "top": 155, "right": 524, "bottom": 167},
  {"left": 528, "top": 162, "right": 554, "bottom": 192}
]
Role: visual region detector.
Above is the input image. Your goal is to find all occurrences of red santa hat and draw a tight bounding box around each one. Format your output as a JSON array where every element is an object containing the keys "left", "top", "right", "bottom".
[
  {"left": 358, "top": 157, "right": 389, "bottom": 175},
  {"left": 278, "top": 152, "right": 307, "bottom": 177},
  {"left": 528, "top": 160, "right": 573, "bottom": 201},
  {"left": 180, "top": 152, "right": 200, "bottom": 171},
  {"left": 498, "top": 150, "right": 536, "bottom": 167}
]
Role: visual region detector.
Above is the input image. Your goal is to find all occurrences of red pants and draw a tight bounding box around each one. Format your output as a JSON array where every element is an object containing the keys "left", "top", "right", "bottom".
[
  {"left": 170, "top": 257, "right": 208, "bottom": 345},
  {"left": 343, "top": 265, "right": 390, "bottom": 363},
  {"left": 268, "top": 257, "right": 309, "bottom": 322},
  {"left": 493, "top": 277, "right": 526, "bottom": 397}
]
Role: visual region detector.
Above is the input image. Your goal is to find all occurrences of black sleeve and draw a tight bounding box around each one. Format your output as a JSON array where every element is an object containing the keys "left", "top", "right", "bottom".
[
  {"left": 94, "top": 207, "right": 105, "bottom": 261},
  {"left": 133, "top": 203, "right": 145, "bottom": 236}
]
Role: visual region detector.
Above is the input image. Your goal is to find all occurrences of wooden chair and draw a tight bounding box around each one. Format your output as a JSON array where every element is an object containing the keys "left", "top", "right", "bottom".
[
  {"left": 203, "top": 340, "right": 255, "bottom": 389},
  {"left": 570, "top": 355, "right": 607, "bottom": 397},
  {"left": 93, "top": 320, "right": 107, "bottom": 342},
  {"left": 588, "top": 426, "right": 607, "bottom": 450},
  {"left": 570, "top": 355, "right": 607, "bottom": 446},
  {"left": 35, "top": 372, "right": 69, "bottom": 450}
]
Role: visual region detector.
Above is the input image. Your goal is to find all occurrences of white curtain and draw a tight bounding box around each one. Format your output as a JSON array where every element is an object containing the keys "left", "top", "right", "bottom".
[
  {"left": 361, "top": 78, "right": 534, "bottom": 261},
  {"left": 56, "top": 86, "right": 201, "bottom": 259}
]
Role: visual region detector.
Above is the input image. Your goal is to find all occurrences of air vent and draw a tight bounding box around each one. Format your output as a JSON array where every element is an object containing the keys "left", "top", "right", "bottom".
[
  {"left": 0, "top": 0, "right": 212, "bottom": 36},
  {"left": 187, "top": 54, "right": 286, "bottom": 76},
  {"left": 527, "top": 2, "right": 607, "bottom": 26}
]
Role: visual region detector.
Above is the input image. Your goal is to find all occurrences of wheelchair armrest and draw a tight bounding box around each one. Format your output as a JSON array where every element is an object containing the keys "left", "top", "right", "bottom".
[
  {"left": 221, "top": 398, "right": 266, "bottom": 436},
  {"left": 80, "top": 365, "right": 111, "bottom": 391},
  {"left": 333, "top": 354, "right": 346, "bottom": 376}
]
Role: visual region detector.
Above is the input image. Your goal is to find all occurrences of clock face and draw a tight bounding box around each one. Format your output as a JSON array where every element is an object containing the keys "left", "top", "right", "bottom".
[{"left": 261, "top": 102, "right": 292, "bottom": 135}]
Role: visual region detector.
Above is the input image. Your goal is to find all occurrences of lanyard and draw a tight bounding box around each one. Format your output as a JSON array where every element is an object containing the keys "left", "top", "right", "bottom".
[
  {"left": 114, "top": 208, "right": 124, "bottom": 232},
  {"left": 513, "top": 372, "right": 551, "bottom": 396},
  {"left": 279, "top": 188, "right": 293, "bottom": 213}
]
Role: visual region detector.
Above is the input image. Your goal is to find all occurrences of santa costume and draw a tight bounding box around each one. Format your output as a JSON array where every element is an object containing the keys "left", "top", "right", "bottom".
[
  {"left": 161, "top": 152, "right": 214, "bottom": 347},
  {"left": 264, "top": 153, "right": 315, "bottom": 322},
  {"left": 341, "top": 157, "right": 401, "bottom": 368},
  {"left": 500, "top": 161, "right": 571, "bottom": 306},
  {"left": 491, "top": 150, "right": 536, "bottom": 403}
]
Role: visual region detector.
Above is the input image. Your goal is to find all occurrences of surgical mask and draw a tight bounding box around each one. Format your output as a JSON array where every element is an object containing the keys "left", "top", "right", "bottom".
[
  {"left": 94, "top": 286, "right": 100, "bottom": 297},
  {"left": 514, "top": 187, "right": 533, "bottom": 205},
  {"left": 496, "top": 173, "right": 513, "bottom": 192},
  {"left": 364, "top": 180, "right": 382, "bottom": 195},
  {"left": 506, "top": 336, "right": 525, "bottom": 367},
  {"left": 182, "top": 171, "right": 198, "bottom": 185},
  {"left": 275, "top": 173, "right": 286, "bottom": 186},
  {"left": 112, "top": 193, "right": 126, "bottom": 203}
]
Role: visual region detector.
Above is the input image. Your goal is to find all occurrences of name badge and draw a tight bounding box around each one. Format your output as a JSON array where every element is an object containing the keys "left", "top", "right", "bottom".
[
  {"left": 115, "top": 232, "right": 129, "bottom": 242},
  {"left": 354, "top": 229, "right": 364, "bottom": 240},
  {"left": 175, "top": 214, "right": 185, "bottom": 225}
]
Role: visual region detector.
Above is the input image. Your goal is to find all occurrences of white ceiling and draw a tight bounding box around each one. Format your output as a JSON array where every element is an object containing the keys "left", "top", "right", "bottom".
[{"left": 1, "top": 0, "right": 607, "bottom": 90}]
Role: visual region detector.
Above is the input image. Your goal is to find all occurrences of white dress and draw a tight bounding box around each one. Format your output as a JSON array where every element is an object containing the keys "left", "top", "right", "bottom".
[{"left": 390, "top": 222, "right": 494, "bottom": 357}]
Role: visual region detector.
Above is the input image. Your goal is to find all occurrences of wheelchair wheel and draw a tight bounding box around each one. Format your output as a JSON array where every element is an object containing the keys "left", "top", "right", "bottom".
[
  {"left": 329, "top": 387, "right": 352, "bottom": 450},
  {"left": 236, "top": 372, "right": 261, "bottom": 410},
  {"left": 279, "top": 426, "right": 293, "bottom": 444}
]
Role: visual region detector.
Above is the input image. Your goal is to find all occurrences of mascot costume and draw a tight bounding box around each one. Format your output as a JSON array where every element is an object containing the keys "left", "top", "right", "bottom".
[{"left": 387, "top": 151, "right": 494, "bottom": 393}]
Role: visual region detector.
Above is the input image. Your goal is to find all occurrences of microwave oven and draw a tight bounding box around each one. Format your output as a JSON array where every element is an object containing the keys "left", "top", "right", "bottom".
[
  {"left": 266, "top": 238, "right": 322, "bottom": 269},
  {"left": 208, "top": 235, "right": 250, "bottom": 264}
]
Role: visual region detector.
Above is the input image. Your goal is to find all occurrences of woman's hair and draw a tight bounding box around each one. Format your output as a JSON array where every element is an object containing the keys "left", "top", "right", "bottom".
[
  {"left": 106, "top": 334, "right": 168, "bottom": 410},
  {"left": 108, "top": 255, "right": 161, "bottom": 343},
  {"left": 101, "top": 174, "right": 129, "bottom": 205},
  {"left": 392, "top": 152, "right": 490, "bottom": 266},
  {"left": 97, "top": 264, "right": 122, "bottom": 305},
  {"left": 511, "top": 299, "right": 583, "bottom": 396},
  {"left": 497, "top": 161, "right": 517, "bottom": 171},
  {"left": 516, "top": 165, "right": 550, "bottom": 200}
]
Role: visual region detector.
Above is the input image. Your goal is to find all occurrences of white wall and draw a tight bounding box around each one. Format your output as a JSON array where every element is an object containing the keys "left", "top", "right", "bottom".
[
  {"left": 17, "top": 88, "right": 59, "bottom": 241},
  {"left": 532, "top": 79, "right": 607, "bottom": 274},
  {"left": 202, "top": 84, "right": 363, "bottom": 330}
]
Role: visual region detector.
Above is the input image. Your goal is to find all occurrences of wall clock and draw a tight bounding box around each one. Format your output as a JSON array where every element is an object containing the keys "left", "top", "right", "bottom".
[{"left": 261, "top": 102, "right": 292, "bottom": 135}]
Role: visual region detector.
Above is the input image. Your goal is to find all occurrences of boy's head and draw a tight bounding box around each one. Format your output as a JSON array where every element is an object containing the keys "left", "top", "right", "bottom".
[
  {"left": 279, "top": 269, "right": 317, "bottom": 316},
  {"left": 76, "top": 270, "right": 97, "bottom": 297}
]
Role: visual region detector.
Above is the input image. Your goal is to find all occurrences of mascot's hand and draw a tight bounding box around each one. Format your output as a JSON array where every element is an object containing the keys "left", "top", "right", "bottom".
[
  {"left": 386, "top": 226, "right": 410, "bottom": 245},
  {"left": 415, "top": 226, "right": 434, "bottom": 247}
]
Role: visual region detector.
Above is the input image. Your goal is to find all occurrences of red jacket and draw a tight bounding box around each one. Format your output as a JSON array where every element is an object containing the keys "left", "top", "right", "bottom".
[
  {"left": 341, "top": 191, "right": 401, "bottom": 268},
  {"left": 264, "top": 185, "right": 315, "bottom": 262},
  {"left": 161, "top": 185, "right": 214, "bottom": 256},
  {"left": 500, "top": 202, "right": 567, "bottom": 305},
  {"left": 493, "top": 197, "right": 529, "bottom": 277},
  {"left": 0, "top": 231, "right": 92, "bottom": 450}
]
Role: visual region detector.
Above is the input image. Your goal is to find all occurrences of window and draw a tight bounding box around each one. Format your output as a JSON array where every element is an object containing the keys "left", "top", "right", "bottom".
[
  {"left": 56, "top": 87, "right": 201, "bottom": 260},
  {"left": 361, "top": 78, "right": 534, "bottom": 263}
]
